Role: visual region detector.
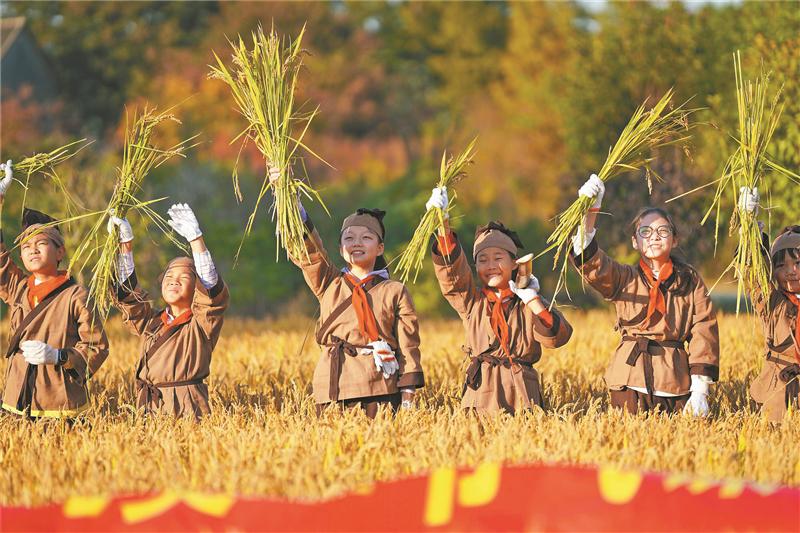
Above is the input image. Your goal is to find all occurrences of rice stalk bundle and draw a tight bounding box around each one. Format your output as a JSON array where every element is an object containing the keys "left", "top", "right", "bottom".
[
  {"left": 538, "top": 89, "right": 698, "bottom": 301},
  {"left": 209, "top": 24, "right": 329, "bottom": 262},
  {"left": 70, "top": 106, "right": 197, "bottom": 320},
  {"left": 701, "top": 52, "right": 795, "bottom": 313},
  {"left": 2, "top": 139, "right": 93, "bottom": 227},
  {"left": 395, "top": 138, "right": 477, "bottom": 284}
]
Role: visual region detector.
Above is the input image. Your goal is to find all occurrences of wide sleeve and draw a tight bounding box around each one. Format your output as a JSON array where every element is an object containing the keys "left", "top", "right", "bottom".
[
  {"left": 431, "top": 231, "right": 480, "bottom": 320},
  {"left": 288, "top": 218, "right": 339, "bottom": 300},
  {"left": 570, "top": 237, "right": 635, "bottom": 301},
  {"left": 111, "top": 271, "right": 159, "bottom": 337},
  {"left": 0, "top": 241, "right": 28, "bottom": 304},
  {"left": 62, "top": 287, "right": 110, "bottom": 379},
  {"left": 394, "top": 285, "right": 425, "bottom": 389},
  {"left": 192, "top": 275, "right": 229, "bottom": 345},
  {"left": 529, "top": 300, "right": 573, "bottom": 349},
  {"left": 686, "top": 275, "right": 720, "bottom": 381}
]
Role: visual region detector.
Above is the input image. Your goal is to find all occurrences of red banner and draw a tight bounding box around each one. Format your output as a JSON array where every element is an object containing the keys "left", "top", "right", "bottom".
[{"left": 2, "top": 463, "right": 798, "bottom": 532}]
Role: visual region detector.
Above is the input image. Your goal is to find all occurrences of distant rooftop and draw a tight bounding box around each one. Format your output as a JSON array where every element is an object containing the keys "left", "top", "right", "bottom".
[{"left": 1, "top": 16, "right": 26, "bottom": 58}]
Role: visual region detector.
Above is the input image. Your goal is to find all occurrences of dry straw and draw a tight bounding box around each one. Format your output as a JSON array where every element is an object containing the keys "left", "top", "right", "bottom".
[
  {"left": 697, "top": 52, "right": 799, "bottom": 313},
  {"left": 64, "top": 106, "right": 197, "bottom": 321},
  {"left": 3, "top": 139, "right": 93, "bottom": 227},
  {"left": 395, "top": 138, "right": 477, "bottom": 283},
  {"left": 539, "top": 89, "right": 697, "bottom": 302},
  {"left": 210, "top": 24, "right": 330, "bottom": 262}
]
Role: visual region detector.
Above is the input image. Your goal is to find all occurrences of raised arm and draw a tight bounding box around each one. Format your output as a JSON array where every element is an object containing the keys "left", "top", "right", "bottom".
[
  {"left": 0, "top": 160, "right": 28, "bottom": 303},
  {"left": 107, "top": 212, "right": 158, "bottom": 336},
  {"left": 427, "top": 186, "right": 480, "bottom": 320},
  {"left": 165, "top": 202, "right": 230, "bottom": 342},
  {"left": 267, "top": 164, "right": 339, "bottom": 299},
  {"left": 568, "top": 175, "right": 635, "bottom": 300},
  {"left": 738, "top": 187, "right": 773, "bottom": 320}
]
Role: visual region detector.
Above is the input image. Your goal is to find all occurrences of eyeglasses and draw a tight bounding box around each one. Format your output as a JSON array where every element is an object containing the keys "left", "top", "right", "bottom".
[{"left": 637, "top": 225, "right": 673, "bottom": 239}]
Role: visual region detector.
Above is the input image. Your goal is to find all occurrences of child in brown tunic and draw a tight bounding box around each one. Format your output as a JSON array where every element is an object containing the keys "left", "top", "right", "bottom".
[
  {"left": 569, "top": 175, "right": 720, "bottom": 415},
  {"left": 108, "top": 203, "right": 229, "bottom": 420},
  {"left": 740, "top": 188, "right": 800, "bottom": 421},
  {"left": 0, "top": 160, "right": 109, "bottom": 418},
  {"left": 271, "top": 165, "right": 425, "bottom": 416},
  {"left": 424, "top": 187, "right": 573, "bottom": 414}
]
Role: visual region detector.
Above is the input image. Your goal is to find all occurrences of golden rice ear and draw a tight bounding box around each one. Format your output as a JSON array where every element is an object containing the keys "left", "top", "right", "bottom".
[{"left": 395, "top": 138, "right": 477, "bottom": 284}]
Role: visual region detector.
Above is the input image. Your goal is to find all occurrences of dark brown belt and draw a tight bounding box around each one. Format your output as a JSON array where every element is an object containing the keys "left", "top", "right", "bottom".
[
  {"left": 136, "top": 375, "right": 208, "bottom": 410},
  {"left": 324, "top": 336, "right": 370, "bottom": 402},
  {"left": 622, "top": 336, "right": 685, "bottom": 401},
  {"left": 464, "top": 353, "right": 533, "bottom": 392},
  {"left": 779, "top": 364, "right": 800, "bottom": 405}
]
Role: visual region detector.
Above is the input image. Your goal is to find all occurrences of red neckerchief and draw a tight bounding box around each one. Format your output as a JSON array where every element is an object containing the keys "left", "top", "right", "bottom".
[
  {"left": 482, "top": 287, "right": 515, "bottom": 358},
  {"left": 344, "top": 272, "right": 381, "bottom": 342},
  {"left": 26, "top": 271, "right": 70, "bottom": 308},
  {"left": 639, "top": 258, "right": 674, "bottom": 325},
  {"left": 160, "top": 308, "right": 193, "bottom": 331},
  {"left": 783, "top": 291, "right": 800, "bottom": 363}
]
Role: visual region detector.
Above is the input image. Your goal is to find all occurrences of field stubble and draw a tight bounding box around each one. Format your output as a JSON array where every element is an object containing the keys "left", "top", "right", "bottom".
[{"left": 1, "top": 310, "right": 798, "bottom": 506}]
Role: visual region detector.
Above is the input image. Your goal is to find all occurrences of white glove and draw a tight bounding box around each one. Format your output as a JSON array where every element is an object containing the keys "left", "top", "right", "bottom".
[
  {"left": 0, "top": 159, "right": 13, "bottom": 196},
  {"left": 20, "top": 340, "right": 59, "bottom": 365},
  {"left": 167, "top": 203, "right": 202, "bottom": 242},
  {"left": 361, "top": 340, "right": 399, "bottom": 379},
  {"left": 683, "top": 374, "right": 711, "bottom": 417},
  {"left": 425, "top": 186, "right": 449, "bottom": 217},
  {"left": 106, "top": 209, "right": 134, "bottom": 243},
  {"left": 267, "top": 163, "right": 281, "bottom": 185},
  {"left": 508, "top": 276, "right": 540, "bottom": 305},
  {"left": 738, "top": 186, "right": 759, "bottom": 215},
  {"left": 578, "top": 173, "right": 604, "bottom": 209}
]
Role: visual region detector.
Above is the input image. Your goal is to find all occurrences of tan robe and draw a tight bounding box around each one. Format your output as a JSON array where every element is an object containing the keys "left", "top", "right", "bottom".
[
  {"left": 432, "top": 234, "right": 572, "bottom": 414},
  {"left": 571, "top": 238, "right": 720, "bottom": 395},
  {"left": 749, "top": 286, "right": 800, "bottom": 422},
  {"left": 290, "top": 222, "right": 424, "bottom": 405},
  {"left": 0, "top": 244, "right": 109, "bottom": 418},
  {"left": 112, "top": 271, "right": 229, "bottom": 419}
]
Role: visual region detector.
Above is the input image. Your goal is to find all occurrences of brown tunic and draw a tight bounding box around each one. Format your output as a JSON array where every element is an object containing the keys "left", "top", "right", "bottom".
[
  {"left": 571, "top": 238, "right": 720, "bottom": 395},
  {"left": 290, "top": 220, "right": 425, "bottom": 405},
  {"left": 432, "top": 234, "right": 573, "bottom": 414},
  {"left": 0, "top": 244, "right": 109, "bottom": 418},
  {"left": 112, "top": 271, "right": 229, "bottom": 419},
  {"left": 748, "top": 285, "right": 800, "bottom": 422}
]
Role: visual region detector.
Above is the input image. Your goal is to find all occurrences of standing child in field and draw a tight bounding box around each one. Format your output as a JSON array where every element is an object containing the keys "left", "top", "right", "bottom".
[
  {"left": 739, "top": 188, "right": 800, "bottom": 422},
  {"left": 108, "top": 203, "right": 229, "bottom": 420},
  {"left": 0, "top": 160, "right": 109, "bottom": 419},
  {"left": 425, "top": 187, "right": 572, "bottom": 415},
  {"left": 267, "top": 168, "right": 425, "bottom": 417},
  {"left": 570, "top": 175, "right": 720, "bottom": 415}
]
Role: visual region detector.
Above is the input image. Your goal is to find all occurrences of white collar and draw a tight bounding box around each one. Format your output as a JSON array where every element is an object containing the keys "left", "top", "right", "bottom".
[{"left": 342, "top": 267, "right": 389, "bottom": 281}]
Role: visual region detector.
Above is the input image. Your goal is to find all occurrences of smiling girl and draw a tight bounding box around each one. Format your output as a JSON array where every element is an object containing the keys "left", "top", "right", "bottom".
[
  {"left": 425, "top": 187, "right": 572, "bottom": 415},
  {"left": 108, "top": 203, "right": 229, "bottom": 420},
  {"left": 570, "top": 175, "right": 720, "bottom": 415},
  {"left": 269, "top": 168, "right": 424, "bottom": 417},
  {"left": 740, "top": 188, "right": 800, "bottom": 422}
]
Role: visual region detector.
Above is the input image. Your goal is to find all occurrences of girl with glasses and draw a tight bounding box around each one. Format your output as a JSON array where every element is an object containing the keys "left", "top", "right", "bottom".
[{"left": 568, "top": 174, "right": 720, "bottom": 415}]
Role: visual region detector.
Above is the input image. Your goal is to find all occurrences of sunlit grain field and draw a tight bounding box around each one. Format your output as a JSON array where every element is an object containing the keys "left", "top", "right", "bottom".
[{"left": 1, "top": 310, "right": 798, "bottom": 507}]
